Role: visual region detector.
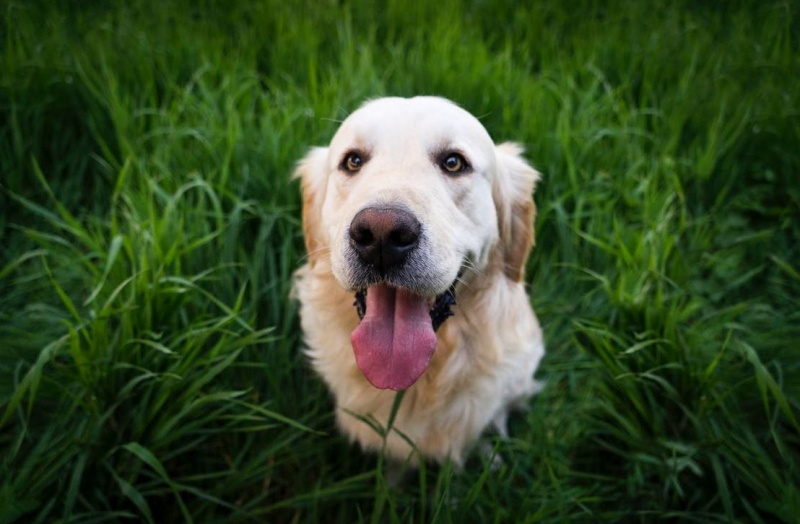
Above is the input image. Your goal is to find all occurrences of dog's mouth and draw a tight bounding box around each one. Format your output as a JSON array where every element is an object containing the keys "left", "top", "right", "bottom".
[{"left": 350, "top": 284, "right": 457, "bottom": 391}]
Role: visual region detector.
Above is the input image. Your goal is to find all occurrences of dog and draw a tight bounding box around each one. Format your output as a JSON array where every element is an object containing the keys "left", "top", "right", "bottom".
[{"left": 293, "top": 96, "right": 544, "bottom": 467}]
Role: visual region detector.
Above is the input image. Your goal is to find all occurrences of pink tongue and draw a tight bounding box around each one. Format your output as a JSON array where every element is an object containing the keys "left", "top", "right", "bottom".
[{"left": 350, "top": 284, "right": 437, "bottom": 390}]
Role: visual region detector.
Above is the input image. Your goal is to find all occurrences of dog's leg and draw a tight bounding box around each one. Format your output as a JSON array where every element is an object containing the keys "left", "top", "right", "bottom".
[
  {"left": 478, "top": 440, "right": 505, "bottom": 471},
  {"left": 492, "top": 377, "right": 545, "bottom": 436},
  {"left": 384, "top": 461, "right": 409, "bottom": 488},
  {"left": 491, "top": 408, "right": 510, "bottom": 439},
  {"left": 511, "top": 378, "right": 545, "bottom": 411},
  {"left": 484, "top": 378, "right": 545, "bottom": 469}
]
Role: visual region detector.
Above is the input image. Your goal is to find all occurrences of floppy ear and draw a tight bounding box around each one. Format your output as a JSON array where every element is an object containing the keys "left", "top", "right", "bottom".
[
  {"left": 293, "top": 147, "right": 330, "bottom": 268},
  {"left": 492, "top": 142, "right": 541, "bottom": 282}
]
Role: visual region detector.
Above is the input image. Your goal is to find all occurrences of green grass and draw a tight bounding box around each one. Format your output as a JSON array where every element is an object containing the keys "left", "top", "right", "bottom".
[{"left": 1, "top": 0, "right": 799, "bottom": 521}]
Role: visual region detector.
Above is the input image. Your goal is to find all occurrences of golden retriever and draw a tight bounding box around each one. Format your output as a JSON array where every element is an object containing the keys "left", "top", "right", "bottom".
[{"left": 293, "top": 96, "right": 544, "bottom": 466}]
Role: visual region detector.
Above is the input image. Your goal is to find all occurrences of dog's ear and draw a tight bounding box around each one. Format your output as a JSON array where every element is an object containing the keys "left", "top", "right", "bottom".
[
  {"left": 293, "top": 147, "right": 330, "bottom": 268},
  {"left": 492, "top": 142, "right": 541, "bottom": 282}
]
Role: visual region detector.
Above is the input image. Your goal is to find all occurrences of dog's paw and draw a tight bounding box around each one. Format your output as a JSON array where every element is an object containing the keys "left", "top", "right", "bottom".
[{"left": 479, "top": 441, "right": 505, "bottom": 472}]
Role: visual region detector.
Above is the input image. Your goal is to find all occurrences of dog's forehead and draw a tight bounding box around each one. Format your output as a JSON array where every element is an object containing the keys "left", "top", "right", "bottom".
[{"left": 330, "top": 97, "right": 494, "bottom": 153}]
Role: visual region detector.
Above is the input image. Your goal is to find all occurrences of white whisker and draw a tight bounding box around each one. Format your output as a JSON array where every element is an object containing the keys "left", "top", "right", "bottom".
[{"left": 297, "top": 245, "right": 332, "bottom": 264}]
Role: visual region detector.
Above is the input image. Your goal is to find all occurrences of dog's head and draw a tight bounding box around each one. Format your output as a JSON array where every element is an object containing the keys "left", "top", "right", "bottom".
[{"left": 296, "top": 97, "right": 540, "bottom": 390}]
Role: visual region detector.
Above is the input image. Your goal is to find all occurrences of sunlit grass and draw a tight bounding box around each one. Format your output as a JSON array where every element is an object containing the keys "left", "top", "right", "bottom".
[{"left": 1, "top": 0, "right": 798, "bottom": 521}]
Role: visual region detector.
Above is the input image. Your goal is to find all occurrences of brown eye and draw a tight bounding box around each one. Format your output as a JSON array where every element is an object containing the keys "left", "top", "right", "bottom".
[
  {"left": 342, "top": 152, "right": 364, "bottom": 173},
  {"left": 442, "top": 153, "right": 467, "bottom": 174}
]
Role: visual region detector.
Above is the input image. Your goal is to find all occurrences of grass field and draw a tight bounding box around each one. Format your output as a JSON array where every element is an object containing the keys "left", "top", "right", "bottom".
[{"left": 1, "top": 0, "right": 799, "bottom": 521}]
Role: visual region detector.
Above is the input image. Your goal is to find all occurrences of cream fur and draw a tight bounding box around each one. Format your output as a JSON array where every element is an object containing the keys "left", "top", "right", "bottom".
[{"left": 293, "top": 96, "right": 544, "bottom": 466}]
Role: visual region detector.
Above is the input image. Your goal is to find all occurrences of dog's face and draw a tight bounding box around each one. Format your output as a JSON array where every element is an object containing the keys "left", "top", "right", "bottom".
[
  {"left": 327, "top": 97, "right": 499, "bottom": 296},
  {"left": 297, "top": 97, "right": 539, "bottom": 391}
]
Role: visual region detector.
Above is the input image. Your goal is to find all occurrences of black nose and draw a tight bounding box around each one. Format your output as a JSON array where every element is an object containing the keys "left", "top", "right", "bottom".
[{"left": 349, "top": 205, "right": 421, "bottom": 273}]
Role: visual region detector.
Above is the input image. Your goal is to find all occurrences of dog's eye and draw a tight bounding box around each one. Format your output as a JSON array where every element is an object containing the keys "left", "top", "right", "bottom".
[
  {"left": 441, "top": 153, "right": 468, "bottom": 174},
  {"left": 342, "top": 152, "right": 364, "bottom": 173}
]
